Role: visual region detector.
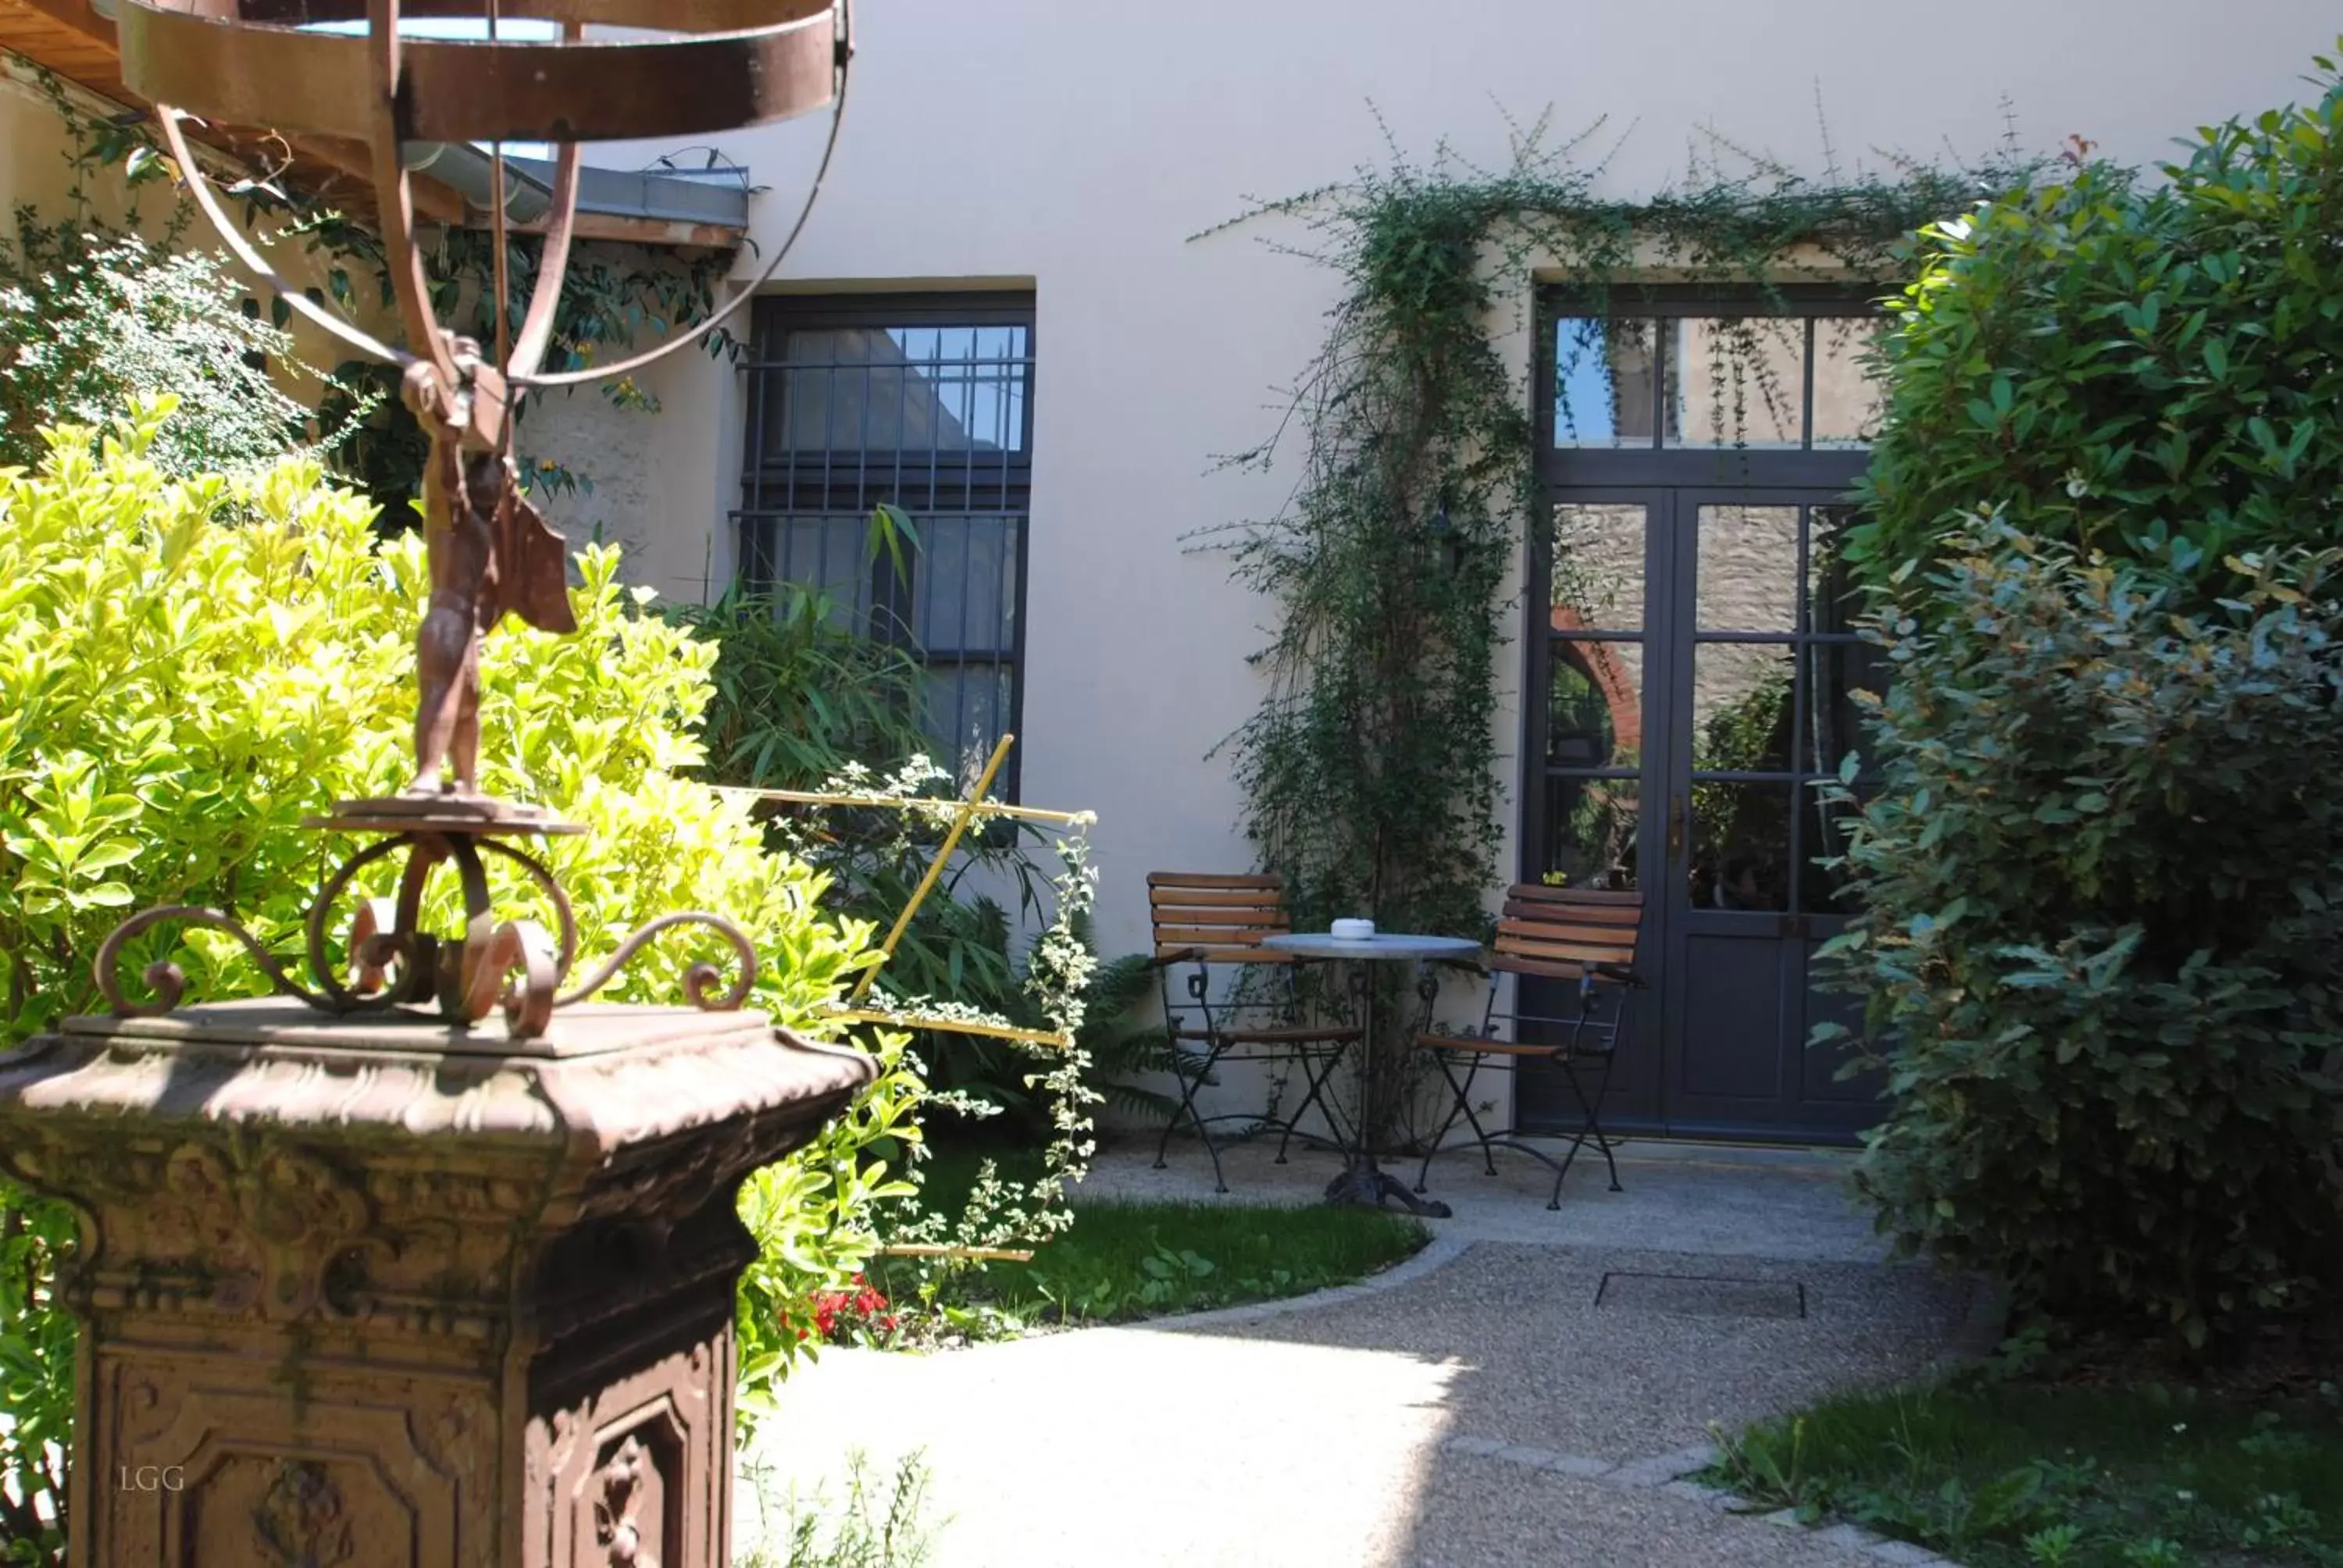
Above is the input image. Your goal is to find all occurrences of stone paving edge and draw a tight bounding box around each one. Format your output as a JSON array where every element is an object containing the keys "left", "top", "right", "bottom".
[
  {"left": 1437, "top": 1433, "right": 1961, "bottom": 1566},
  {"left": 1132, "top": 1229, "right": 1478, "bottom": 1335}
]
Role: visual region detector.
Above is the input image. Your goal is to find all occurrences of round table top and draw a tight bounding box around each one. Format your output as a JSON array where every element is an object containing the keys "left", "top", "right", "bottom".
[{"left": 1261, "top": 932, "right": 1483, "bottom": 961}]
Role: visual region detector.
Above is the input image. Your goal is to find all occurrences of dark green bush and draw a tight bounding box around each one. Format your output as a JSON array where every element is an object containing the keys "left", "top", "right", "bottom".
[
  {"left": 1822, "top": 525, "right": 2343, "bottom": 1349},
  {"left": 1849, "top": 48, "right": 2343, "bottom": 595}
]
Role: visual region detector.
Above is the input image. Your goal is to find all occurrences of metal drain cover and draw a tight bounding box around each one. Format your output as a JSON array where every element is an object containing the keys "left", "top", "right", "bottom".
[{"left": 1595, "top": 1271, "right": 1806, "bottom": 1320}]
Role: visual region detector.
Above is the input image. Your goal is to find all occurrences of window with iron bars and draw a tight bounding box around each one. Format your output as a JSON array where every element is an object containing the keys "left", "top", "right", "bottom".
[{"left": 736, "top": 293, "right": 1033, "bottom": 798}]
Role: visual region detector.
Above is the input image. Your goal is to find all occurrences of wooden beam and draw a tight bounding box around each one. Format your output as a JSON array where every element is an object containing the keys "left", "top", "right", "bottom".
[
  {"left": 10, "top": 0, "right": 110, "bottom": 47},
  {"left": 519, "top": 210, "right": 744, "bottom": 249},
  {"left": 297, "top": 134, "right": 465, "bottom": 224}
]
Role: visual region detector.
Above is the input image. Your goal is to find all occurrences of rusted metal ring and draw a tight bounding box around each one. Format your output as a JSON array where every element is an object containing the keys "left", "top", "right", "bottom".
[
  {"left": 116, "top": 0, "right": 842, "bottom": 144},
  {"left": 511, "top": 0, "right": 854, "bottom": 389},
  {"left": 152, "top": 107, "right": 415, "bottom": 369},
  {"left": 128, "top": 0, "right": 850, "bottom": 385}
]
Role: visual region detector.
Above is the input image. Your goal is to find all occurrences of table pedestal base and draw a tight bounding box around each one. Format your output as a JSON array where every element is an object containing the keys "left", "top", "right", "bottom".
[{"left": 1325, "top": 1156, "right": 1451, "bottom": 1218}]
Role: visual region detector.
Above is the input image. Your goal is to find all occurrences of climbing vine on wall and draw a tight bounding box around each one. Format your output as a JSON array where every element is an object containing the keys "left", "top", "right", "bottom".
[{"left": 1198, "top": 110, "right": 2041, "bottom": 1137}]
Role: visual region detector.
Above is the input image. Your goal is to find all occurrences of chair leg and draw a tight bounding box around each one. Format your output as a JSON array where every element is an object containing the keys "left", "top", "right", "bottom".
[
  {"left": 1413, "top": 1050, "right": 1475, "bottom": 1194},
  {"left": 1557, "top": 1054, "right": 1624, "bottom": 1198},
  {"left": 1150, "top": 1055, "right": 1189, "bottom": 1170},
  {"left": 1156, "top": 1039, "right": 1233, "bottom": 1195},
  {"left": 1275, "top": 1042, "right": 1347, "bottom": 1164},
  {"left": 1441, "top": 1054, "right": 1503, "bottom": 1179}
]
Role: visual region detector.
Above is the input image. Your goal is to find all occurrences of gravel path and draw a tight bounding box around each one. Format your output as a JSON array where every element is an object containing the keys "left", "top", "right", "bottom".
[{"left": 737, "top": 1142, "right": 1988, "bottom": 1566}]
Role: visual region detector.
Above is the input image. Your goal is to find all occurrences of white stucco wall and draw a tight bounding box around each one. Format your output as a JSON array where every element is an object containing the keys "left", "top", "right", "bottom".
[{"left": 522, "top": 0, "right": 2341, "bottom": 978}]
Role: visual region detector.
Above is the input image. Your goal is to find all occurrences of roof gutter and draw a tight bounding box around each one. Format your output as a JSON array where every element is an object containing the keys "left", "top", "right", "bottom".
[{"left": 401, "top": 143, "right": 751, "bottom": 237}]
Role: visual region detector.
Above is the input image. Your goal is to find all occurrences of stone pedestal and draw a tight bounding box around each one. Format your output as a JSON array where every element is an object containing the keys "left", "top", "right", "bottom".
[{"left": 0, "top": 999, "right": 875, "bottom": 1568}]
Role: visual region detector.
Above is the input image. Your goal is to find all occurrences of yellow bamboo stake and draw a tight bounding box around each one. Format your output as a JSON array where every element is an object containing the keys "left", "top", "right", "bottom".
[
  {"left": 828, "top": 1007, "right": 1070, "bottom": 1047},
  {"left": 848, "top": 732, "right": 1017, "bottom": 1006},
  {"left": 716, "top": 786, "right": 1089, "bottom": 827},
  {"left": 875, "top": 1243, "right": 1036, "bottom": 1262}
]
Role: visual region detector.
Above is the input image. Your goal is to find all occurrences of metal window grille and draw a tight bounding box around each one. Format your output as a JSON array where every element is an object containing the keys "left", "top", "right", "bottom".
[{"left": 736, "top": 293, "right": 1035, "bottom": 798}]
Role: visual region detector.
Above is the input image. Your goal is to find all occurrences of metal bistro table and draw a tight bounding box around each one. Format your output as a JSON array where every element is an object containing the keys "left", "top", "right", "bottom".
[{"left": 1262, "top": 931, "right": 1482, "bottom": 1217}]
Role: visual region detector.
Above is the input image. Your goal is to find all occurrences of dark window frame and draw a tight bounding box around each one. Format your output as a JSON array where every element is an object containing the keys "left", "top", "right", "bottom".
[
  {"left": 1525, "top": 289, "right": 1888, "bottom": 911},
  {"left": 1536, "top": 283, "right": 1888, "bottom": 489},
  {"left": 735, "top": 290, "right": 1036, "bottom": 800}
]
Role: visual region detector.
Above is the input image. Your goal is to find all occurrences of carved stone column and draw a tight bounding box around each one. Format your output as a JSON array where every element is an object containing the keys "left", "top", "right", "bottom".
[{"left": 0, "top": 999, "right": 874, "bottom": 1568}]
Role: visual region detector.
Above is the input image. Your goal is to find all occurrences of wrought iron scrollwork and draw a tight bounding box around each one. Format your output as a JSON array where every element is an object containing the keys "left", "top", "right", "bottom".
[
  {"left": 92, "top": 802, "right": 758, "bottom": 1041},
  {"left": 95, "top": 907, "right": 327, "bottom": 1017},
  {"left": 556, "top": 912, "right": 759, "bottom": 1012}
]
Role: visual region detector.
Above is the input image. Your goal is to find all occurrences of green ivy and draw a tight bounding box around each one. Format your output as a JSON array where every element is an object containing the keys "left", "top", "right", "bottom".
[
  {"left": 1200, "top": 112, "right": 2035, "bottom": 1135},
  {"left": 0, "top": 404, "right": 908, "bottom": 1552}
]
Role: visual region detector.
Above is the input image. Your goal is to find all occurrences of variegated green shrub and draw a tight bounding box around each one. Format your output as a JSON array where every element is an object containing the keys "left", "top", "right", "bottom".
[
  {"left": 0, "top": 401, "right": 925, "bottom": 1552},
  {"left": 0, "top": 400, "right": 883, "bottom": 1031}
]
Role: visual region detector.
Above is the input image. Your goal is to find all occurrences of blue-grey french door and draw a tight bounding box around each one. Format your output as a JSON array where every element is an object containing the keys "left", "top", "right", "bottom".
[{"left": 1517, "top": 486, "right": 1889, "bottom": 1142}]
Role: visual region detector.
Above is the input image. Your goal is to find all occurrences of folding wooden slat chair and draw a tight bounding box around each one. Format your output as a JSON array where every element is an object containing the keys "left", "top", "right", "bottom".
[
  {"left": 1411, "top": 883, "right": 1646, "bottom": 1210},
  {"left": 1147, "top": 871, "right": 1361, "bottom": 1194}
]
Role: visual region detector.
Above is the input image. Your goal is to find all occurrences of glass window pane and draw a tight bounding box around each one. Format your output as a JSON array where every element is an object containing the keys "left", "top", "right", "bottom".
[
  {"left": 1553, "top": 319, "right": 1661, "bottom": 447},
  {"left": 1541, "top": 775, "right": 1642, "bottom": 892},
  {"left": 1810, "top": 317, "right": 1888, "bottom": 448},
  {"left": 1550, "top": 502, "right": 1646, "bottom": 631},
  {"left": 911, "top": 515, "right": 1018, "bottom": 656},
  {"left": 748, "top": 514, "right": 870, "bottom": 630},
  {"left": 1690, "top": 781, "right": 1792, "bottom": 911},
  {"left": 1664, "top": 316, "right": 1803, "bottom": 449},
  {"left": 1548, "top": 637, "right": 1642, "bottom": 768},
  {"left": 1693, "top": 643, "right": 1793, "bottom": 774},
  {"left": 1805, "top": 504, "right": 1864, "bottom": 635},
  {"left": 922, "top": 661, "right": 1014, "bottom": 794},
  {"left": 1696, "top": 504, "right": 1800, "bottom": 632},
  {"left": 765, "top": 324, "right": 1030, "bottom": 454}
]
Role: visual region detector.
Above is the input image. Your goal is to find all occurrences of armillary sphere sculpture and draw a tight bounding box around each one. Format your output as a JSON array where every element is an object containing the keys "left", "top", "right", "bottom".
[{"left": 93, "top": 0, "right": 854, "bottom": 1039}]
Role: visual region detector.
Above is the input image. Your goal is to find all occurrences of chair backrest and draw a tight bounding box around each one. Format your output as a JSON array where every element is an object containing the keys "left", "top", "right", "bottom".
[
  {"left": 1492, "top": 882, "right": 1643, "bottom": 981},
  {"left": 1147, "top": 871, "right": 1297, "bottom": 967}
]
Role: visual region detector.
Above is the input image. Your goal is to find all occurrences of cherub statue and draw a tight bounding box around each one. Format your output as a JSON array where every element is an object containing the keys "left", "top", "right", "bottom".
[{"left": 400, "top": 338, "right": 577, "bottom": 797}]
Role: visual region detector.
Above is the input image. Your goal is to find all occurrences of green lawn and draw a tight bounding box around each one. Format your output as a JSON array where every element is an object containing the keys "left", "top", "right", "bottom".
[
  {"left": 869, "top": 1143, "right": 1429, "bottom": 1329},
  {"left": 1710, "top": 1379, "right": 2343, "bottom": 1567}
]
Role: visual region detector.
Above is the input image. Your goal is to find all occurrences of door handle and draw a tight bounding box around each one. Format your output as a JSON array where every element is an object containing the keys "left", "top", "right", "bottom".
[{"left": 1667, "top": 795, "right": 1685, "bottom": 861}]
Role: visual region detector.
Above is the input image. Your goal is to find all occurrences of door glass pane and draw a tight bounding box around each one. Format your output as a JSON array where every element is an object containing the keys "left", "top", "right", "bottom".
[
  {"left": 1692, "top": 643, "right": 1793, "bottom": 773},
  {"left": 1696, "top": 504, "right": 1800, "bottom": 631},
  {"left": 1805, "top": 504, "right": 1864, "bottom": 634},
  {"left": 1553, "top": 319, "right": 1663, "bottom": 447},
  {"left": 1550, "top": 503, "right": 1646, "bottom": 631},
  {"left": 1801, "top": 638, "right": 1890, "bottom": 777},
  {"left": 1548, "top": 637, "right": 1642, "bottom": 767},
  {"left": 1799, "top": 778, "right": 1878, "bottom": 913},
  {"left": 1810, "top": 318, "right": 1888, "bottom": 448},
  {"left": 1542, "top": 775, "right": 1641, "bottom": 892},
  {"left": 1690, "top": 781, "right": 1792, "bottom": 911},
  {"left": 1664, "top": 317, "right": 1803, "bottom": 448}
]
